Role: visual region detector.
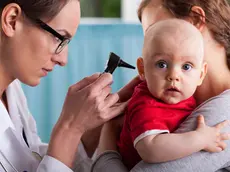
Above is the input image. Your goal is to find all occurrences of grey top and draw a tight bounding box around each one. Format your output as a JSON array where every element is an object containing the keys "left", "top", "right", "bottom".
[{"left": 92, "top": 90, "right": 230, "bottom": 172}]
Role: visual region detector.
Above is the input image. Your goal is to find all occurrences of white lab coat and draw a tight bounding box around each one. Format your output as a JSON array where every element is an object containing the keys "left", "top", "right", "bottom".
[{"left": 0, "top": 80, "right": 92, "bottom": 172}]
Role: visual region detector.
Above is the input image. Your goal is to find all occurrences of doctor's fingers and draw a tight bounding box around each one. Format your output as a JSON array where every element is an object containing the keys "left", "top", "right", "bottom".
[
  {"left": 105, "top": 101, "right": 129, "bottom": 120},
  {"left": 98, "top": 93, "right": 120, "bottom": 111},
  {"left": 76, "top": 73, "right": 113, "bottom": 98},
  {"left": 97, "top": 85, "right": 112, "bottom": 101},
  {"left": 80, "top": 85, "right": 112, "bottom": 109},
  {"left": 70, "top": 73, "right": 100, "bottom": 92},
  {"left": 87, "top": 73, "right": 113, "bottom": 94},
  {"left": 96, "top": 94, "right": 126, "bottom": 122}
]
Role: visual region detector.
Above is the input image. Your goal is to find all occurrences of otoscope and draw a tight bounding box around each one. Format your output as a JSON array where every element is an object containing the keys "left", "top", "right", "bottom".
[{"left": 104, "top": 52, "right": 136, "bottom": 74}]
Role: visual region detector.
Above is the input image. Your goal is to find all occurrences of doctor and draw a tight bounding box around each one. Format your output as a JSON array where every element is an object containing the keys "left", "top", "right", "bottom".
[{"left": 0, "top": 0, "right": 139, "bottom": 171}]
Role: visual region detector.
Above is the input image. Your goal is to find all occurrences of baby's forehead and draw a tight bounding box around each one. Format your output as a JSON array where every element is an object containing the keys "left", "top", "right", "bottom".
[
  {"left": 147, "top": 23, "right": 198, "bottom": 41},
  {"left": 145, "top": 19, "right": 202, "bottom": 40},
  {"left": 152, "top": 29, "right": 199, "bottom": 48},
  {"left": 143, "top": 19, "right": 204, "bottom": 60}
]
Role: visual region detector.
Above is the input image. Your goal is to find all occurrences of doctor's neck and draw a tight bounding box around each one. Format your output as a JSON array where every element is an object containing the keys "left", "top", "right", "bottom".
[{"left": 0, "top": 58, "right": 15, "bottom": 102}]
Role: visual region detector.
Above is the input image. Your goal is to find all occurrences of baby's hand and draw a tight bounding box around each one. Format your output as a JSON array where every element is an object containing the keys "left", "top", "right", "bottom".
[{"left": 196, "top": 115, "right": 230, "bottom": 153}]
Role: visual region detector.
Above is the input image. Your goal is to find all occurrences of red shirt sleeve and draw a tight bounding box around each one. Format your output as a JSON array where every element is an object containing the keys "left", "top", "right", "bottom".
[{"left": 128, "top": 103, "right": 170, "bottom": 143}]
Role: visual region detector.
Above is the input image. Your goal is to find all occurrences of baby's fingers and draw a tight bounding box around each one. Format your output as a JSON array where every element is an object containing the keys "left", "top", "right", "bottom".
[
  {"left": 197, "top": 115, "right": 205, "bottom": 128},
  {"left": 211, "top": 146, "right": 223, "bottom": 153},
  {"left": 217, "top": 141, "right": 227, "bottom": 151},
  {"left": 220, "top": 133, "right": 230, "bottom": 141},
  {"left": 214, "top": 120, "right": 230, "bottom": 130}
]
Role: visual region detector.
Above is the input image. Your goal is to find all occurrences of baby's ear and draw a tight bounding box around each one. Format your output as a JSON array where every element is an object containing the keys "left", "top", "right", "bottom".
[
  {"left": 197, "top": 62, "right": 208, "bottom": 86},
  {"left": 137, "top": 57, "right": 145, "bottom": 80}
]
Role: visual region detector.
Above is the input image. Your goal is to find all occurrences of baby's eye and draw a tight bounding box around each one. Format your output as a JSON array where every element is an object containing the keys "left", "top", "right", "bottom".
[
  {"left": 156, "top": 61, "right": 168, "bottom": 68},
  {"left": 182, "top": 64, "right": 192, "bottom": 71}
]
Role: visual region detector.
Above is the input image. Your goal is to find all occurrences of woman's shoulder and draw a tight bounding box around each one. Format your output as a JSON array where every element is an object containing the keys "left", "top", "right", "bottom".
[
  {"left": 194, "top": 89, "right": 230, "bottom": 118},
  {"left": 208, "top": 89, "right": 230, "bottom": 100},
  {"left": 196, "top": 89, "right": 230, "bottom": 110},
  {"left": 175, "top": 89, "right": 230, "bottom": 133}
]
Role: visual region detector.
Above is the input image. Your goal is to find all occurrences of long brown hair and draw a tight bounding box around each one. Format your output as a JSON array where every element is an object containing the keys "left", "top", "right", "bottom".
[
  {"left": 0, "top": 0, "right": 72, "bottom": 20},
  {"left": 138, "top": 0, "right": 230, "bottom": 68}
]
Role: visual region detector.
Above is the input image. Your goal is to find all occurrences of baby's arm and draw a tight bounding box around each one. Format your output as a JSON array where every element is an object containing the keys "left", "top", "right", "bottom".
[{"left": 135, "top": 115, "right": 230, "bottom": 163}]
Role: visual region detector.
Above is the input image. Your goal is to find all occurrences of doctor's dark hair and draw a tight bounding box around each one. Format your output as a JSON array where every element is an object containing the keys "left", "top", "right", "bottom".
[
  {"left": 0, "top": 0, "right": 73, "bottom": 20},
  {"left": 138, "top": 0, "right": 230, "bottom": 69}
]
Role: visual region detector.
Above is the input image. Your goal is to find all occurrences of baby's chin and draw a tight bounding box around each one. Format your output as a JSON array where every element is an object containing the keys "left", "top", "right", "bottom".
[{"left": 162, "top": 97, "right": 182, "bottom": 105}]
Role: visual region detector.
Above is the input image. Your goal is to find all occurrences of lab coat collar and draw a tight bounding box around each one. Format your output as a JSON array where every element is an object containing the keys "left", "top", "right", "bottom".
[
  {"left": 0, "top": 80, "right": 40, "bottom": 171},
  {"left": 0, "top": 100, "right": 14, "bottom": 135},
  {"left": 0, "top": 80, "right": 28, "bottom": 148},
  {"left": 6, "top": 82, "right": 23, "bottom": 137},
  {"left": 0, "top": 80, "right": 23, "bottom": 135}
]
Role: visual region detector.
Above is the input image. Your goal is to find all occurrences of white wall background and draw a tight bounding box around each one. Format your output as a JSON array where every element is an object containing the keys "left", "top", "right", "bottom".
[{"left": 122, "top": 0, "right": 141, "bottom": 23}]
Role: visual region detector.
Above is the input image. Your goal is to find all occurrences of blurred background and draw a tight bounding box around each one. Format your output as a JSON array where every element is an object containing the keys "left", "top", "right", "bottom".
[{"left": 22, "top": 0, "right": 144, "bottom": 142}]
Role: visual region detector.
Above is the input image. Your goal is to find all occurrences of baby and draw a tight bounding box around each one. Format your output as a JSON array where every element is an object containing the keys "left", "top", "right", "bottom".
[{"left": 118, "top": 19, "right": 229, "bottom": 170}]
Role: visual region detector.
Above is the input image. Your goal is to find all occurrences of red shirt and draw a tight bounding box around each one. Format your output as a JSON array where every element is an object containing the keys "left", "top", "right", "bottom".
[{"left": 117, "top": 82, "right": 196, "bottom": 170}]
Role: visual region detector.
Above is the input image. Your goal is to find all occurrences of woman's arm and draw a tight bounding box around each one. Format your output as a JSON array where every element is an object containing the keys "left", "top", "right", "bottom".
[
  {"left": 39, "top": 73, "right": 127, "bottom": 171},
  {"left": 41, "top": 75, "right": 139, "bottom": 172},
  {"left": 82, "top": 75, "right": 141, "bottom": 158}
]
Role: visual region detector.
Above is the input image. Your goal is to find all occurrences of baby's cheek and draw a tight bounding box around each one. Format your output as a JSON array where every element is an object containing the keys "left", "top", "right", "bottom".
[
  {"left": 184, "top": 84, "right": 197, "bottom": 99},
  {"left": 149, "top": 85, "right": 160, "bottom": 98}
]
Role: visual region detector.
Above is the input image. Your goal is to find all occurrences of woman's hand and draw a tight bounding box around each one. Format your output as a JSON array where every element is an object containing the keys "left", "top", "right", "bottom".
[
  {"left": 81, "top": 75, "right": 142, "bottom": 158},
  {"left": 95, "top": 76, "right": 141, "bottom": 155},
  {"left": 59, "top": 73, "right": 128, "bottom": 134},
  {"left": 196, "top": 115, "right": 230, "bottom": 152},
  {"left": 48, "top": 73, "right": 127, "bottom": 167}
]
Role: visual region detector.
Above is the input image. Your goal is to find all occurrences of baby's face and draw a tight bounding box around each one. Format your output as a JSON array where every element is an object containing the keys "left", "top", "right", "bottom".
[{"left": 142, "top": 32, "right": 206, "bottom": 104}]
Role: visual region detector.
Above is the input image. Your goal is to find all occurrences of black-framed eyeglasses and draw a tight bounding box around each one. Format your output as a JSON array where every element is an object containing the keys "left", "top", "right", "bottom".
[{"left": 35, "top": 19, "right": 71, "bottom": 54}]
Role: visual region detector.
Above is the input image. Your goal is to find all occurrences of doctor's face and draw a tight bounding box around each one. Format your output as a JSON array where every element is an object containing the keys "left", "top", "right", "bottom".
[{"left": 1, "top": 0, "right": 80, "bottom": 86}]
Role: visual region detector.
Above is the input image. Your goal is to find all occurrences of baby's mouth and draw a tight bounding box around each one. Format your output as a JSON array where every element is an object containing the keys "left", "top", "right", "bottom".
[{"left": 166, "top": 87, "right": 180, "bottom": 92}]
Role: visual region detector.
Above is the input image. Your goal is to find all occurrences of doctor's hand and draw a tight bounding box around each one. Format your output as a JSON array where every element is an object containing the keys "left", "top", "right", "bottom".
[
  {"left": 81, "top": 75, "right": 141, "bottom": 158},
  {"left": 59, "top": 73, "right": 128, "bottom": 134},
  {"left": 48, "top": 73, "right": 128, "bottom": 168}
]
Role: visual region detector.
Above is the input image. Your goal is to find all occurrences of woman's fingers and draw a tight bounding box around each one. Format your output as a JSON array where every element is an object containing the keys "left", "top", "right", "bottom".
[
  {"left": 71, "top": 73, "right": 100, "bottom": 91},
  {"left": 107, "top": 101, "right": 129, "bottom": 120},
  {"left": 214, "top": 120, "right": 230, "bottom": 130},
  {"left": 101, "top": 93, "right": 119, "bottom": 109},
  {"left": 98, "top": 92, "right": 128, "bottom": 121},
  {"left": 98, "top": 85, "right": 112, "bottom": 102},
  {"left": 89, "top": 73, "right": 113, "bottom": 93},
  {"left": 71, "top": 73, "right": 112, "bottom": 94},
  {"left": 61, "top": 72, "right": 129, "bottom": 133}
]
